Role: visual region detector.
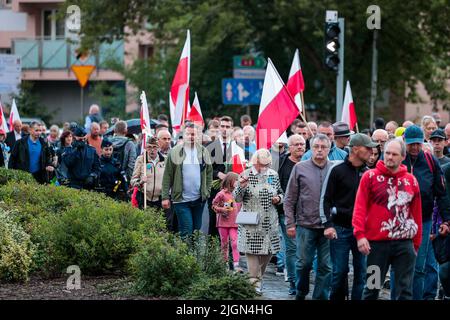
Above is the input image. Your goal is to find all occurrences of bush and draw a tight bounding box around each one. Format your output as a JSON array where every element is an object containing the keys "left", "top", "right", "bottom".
[
  {"left": 0, "top": 168, "right": 36, "bottom": 185},
  {"left": 184, "top": 273, "right": 256, "bottom": 300},
  {"left": 189, "top": 232, "right": 228, "bottom": 277},
  {"left": 32, "top": 200, "right": 166, "bottom": 275},
  {"left": 128, "top": 233, "right": 200, "bottom": 297},
  {"left": 0, "top": 209, "right": 35, "bottom": 283}
]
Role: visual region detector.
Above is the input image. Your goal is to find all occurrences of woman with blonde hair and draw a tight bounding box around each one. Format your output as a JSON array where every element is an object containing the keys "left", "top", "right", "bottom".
[
  {"left": 233, "top": 148, "right": 284, "bottom": 294},
  {"left": 421, "top": 116, "right": 437, "bottom": 142}
]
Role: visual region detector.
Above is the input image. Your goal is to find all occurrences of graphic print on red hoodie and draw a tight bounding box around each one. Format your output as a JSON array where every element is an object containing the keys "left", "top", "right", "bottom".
[{"left": 352, "top": 160, "right": 423, "bottom": 251}]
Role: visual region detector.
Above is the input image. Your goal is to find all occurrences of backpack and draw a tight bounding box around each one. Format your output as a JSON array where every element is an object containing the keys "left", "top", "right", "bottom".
[{"left": 112, "top": 139, "right": 131, "bottom": 171}]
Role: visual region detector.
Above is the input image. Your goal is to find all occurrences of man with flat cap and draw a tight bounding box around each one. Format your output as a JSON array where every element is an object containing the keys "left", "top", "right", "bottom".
[{"left": 321, "top": 133, "right": 378, "bottom": 300}]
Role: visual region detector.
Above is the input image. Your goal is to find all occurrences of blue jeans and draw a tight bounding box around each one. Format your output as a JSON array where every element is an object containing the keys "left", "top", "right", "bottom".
[
  {"left": 330, "top": 226, "right": 367, "bottom": 300},
  {"left": 423, "top": 242, "right": 439, "bottom": 300},
  {"left": 295, "top": 226, "right": 331, "bottom": 300},
  {"left": 173, "top": 198, "right": 205, "bottom": 239},
  {"left": 413, "top": 220, "right": 433, "bottom": 300},
  {"left": 279, "top": 215, "right": 297, "bottom": 282}
]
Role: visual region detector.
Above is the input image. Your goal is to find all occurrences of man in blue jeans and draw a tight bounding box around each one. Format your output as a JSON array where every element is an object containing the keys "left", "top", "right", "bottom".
[
  {"left": 284, "top": 134, "right": 334, "bottom": 300},
  {"left": 391, "top": 125, "right": 450, "bottom": 299},
  {"left": 321, "top": 134, "right": 377, "bottom": 300},
  {"left": 276, "top": 134, "right": 306, "bottom": 295},
  {"left": 162, "top": 123, "right": 213, "bottom": 239}
]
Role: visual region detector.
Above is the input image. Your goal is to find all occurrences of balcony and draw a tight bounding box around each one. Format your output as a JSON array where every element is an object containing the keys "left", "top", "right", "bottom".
[{"left": 12, "top": 37, "right": 124, "bottom": 70}]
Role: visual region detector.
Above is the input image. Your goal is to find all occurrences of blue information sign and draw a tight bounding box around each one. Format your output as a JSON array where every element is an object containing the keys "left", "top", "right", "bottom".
[{"left": 222, "top": 78, "right": 263, "bottom": 105}]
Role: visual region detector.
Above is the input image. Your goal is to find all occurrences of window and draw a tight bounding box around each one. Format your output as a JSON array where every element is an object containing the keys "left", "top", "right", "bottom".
[
  {"left": 42, "top": 9, "right": 65, "bottom": 39},
  {"left": 139, "top": 44, "right": 154, "bottom": 60}
]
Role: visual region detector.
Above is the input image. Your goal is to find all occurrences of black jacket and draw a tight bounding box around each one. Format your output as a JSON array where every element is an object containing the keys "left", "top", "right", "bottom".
[
  {"left": 5, "top": 131, "right": 19, "bottom": 150},
  {"left": 321, "top": 156, "right": 368, "bottom": 228},
  {"left": 63, "top": 142, "right": 101, "bottom": 187},
  {"left": 206, "top": 139, "right": 232, "bottom": 180},
  {"left": 403, "top": 151, "right": 450, "bottom": 222},
  {"left": 99, "top": 155, "right": 123, "bottom": 192},
  {"left": 8, "top": 136, "right": 53, "bottom": 179}
]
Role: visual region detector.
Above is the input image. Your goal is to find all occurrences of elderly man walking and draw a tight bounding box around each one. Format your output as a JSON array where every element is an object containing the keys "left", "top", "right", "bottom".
[{"left": 284, "top": 134, "right": 334, "bottom": 300}]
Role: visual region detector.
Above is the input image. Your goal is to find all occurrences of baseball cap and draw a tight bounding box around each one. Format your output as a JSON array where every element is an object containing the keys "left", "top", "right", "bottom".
[
  {"left": 101, "top": 139, "right": 113, "bottom": 148},
  {"left": 404, "top": 125, "right": 424, "bottom": 145},
  {"left": 349, "top": 133, "right": 379, "bottom": 148},
  {"left": 72, "top": 126, "right": 86, "bottom": 137},
  {"left": 394, "top": 127, "right": 406, "bottom": 137},
  {"left": 430, "top": 128, "right": 446, "bottom": 140}
]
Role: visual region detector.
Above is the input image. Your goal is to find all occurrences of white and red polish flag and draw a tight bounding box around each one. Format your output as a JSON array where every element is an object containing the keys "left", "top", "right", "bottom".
[
  {"left": 169, "top": 30, "right": 190, "bottom": 134},
  {"left": 231, "top": 141, "right": 246, "bottom": 174},
  {"left": 140, "top": 91, "right": 151, "bottom": 153},
  {"left": 341, "top": 81, "right": 358, "bottom": 130},
  {"left": 0, "top": 101, "right": 9, "bottom": 133},
  {"left": 256, "top": 58, "right": 299, "bottom": 150},
  {"left": 8, "top": 99, "right": 21, "bottom": 132},
  {"left": 286, "top": 49, "right": 305, "bottom": 113},
  {"left": 187, "top": 92, "right": 204, "bottom": 126}
]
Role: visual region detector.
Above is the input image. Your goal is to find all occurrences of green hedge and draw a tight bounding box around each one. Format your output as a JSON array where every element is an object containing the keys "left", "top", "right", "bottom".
[
  {"left": 128, "top": 233, "right": 200, "bottom": 298},
  {"left": 0, "top": 168, "right": 36, "bottom": 185},
  {"left": 185, "top": 273, "right": 256, "bottom": 300},
  {"left": 0, "top": 181, "right": 167, "bottom": 276},
  {"left": 0, "top": 209, "right": 35, "bottom": 282}
]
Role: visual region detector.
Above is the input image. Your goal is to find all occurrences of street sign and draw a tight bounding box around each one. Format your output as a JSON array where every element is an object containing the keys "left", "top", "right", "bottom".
[
  {"left": 0, "top": 54, "right": 21, "bottom": 95},
  {"left": 233, "top": 55, "right": 267, "bottom": 69},
  {"left": 222, "top": 78, "right": 263, "bottom": 105},
  {"left": 233, "top": 68, "right": 265, "bottom": 79},
  {"left": 71, "top": 65, "right": 95, "bottom": 88}
]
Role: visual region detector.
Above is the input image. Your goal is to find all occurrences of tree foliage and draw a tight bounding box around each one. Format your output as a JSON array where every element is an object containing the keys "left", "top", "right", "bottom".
[{"left": 62, "top": 0, "right": 450, "bottom": 125}]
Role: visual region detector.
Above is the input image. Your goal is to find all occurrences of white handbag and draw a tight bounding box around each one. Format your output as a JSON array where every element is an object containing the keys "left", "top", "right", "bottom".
[{"left": 236, "top": 211, "right": 260, "bottom": 225}]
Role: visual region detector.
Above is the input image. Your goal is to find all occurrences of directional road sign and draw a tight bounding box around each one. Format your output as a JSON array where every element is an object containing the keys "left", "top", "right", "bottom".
[{"left": 222, "top": 78, "right": 263, "bottom": 105}]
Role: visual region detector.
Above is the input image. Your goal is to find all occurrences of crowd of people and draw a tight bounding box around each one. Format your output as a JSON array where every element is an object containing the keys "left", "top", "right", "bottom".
[{"left": 0, "top": 104, "right": 449, "bottom": 300}]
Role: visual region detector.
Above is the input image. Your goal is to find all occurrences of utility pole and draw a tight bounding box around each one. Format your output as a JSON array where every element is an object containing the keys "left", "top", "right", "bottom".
[
  {"left": 335, "top": 18, "right": 345, "bottom": 122},
  {"left": 369, "top": 29, "right": 378, "bottom": 130}
]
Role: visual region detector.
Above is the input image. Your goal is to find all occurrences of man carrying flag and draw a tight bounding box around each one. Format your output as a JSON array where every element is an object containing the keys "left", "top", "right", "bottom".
[{"left": 5, "top": 100, "right": 22, "bottom": 151}]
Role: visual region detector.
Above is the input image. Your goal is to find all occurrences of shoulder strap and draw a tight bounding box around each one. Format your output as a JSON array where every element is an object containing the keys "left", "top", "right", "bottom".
[{"left": 424, "top": 151, "right": 435, "bottom": 174}]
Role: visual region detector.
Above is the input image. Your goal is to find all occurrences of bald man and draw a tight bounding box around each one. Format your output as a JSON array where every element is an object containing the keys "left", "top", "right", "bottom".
[
  {"left": 5, "top": 119, "right": 22, "bottom": 151},
  {"left": 372, "top": 129, "right": 389, "bottom": 152},
  {"left": 84, "top": 104, "right": 103, "bottom": 133},
  {"left": 402, "top": 120, "right": 415, "bottom": 128},
  {"left": 385, "top": 121, "right": 399, "bottom": 135}
]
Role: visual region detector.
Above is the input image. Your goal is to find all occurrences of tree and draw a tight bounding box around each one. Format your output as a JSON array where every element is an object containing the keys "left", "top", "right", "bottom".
[
  {"left": 11, "top": 81, "right": 53, "bottom": 125},
  {"left": 61, "top": 0, "right": 450, "bottom": 127}
]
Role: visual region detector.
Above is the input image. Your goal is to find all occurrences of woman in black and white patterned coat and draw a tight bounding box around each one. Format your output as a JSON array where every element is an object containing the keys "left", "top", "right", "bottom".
[{"left": 233, "top": 148, "right": 284, "bottom": 294}]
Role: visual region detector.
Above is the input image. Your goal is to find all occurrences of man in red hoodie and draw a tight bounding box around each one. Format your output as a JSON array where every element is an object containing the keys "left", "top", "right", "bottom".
[{"left": 352, "top": 139, "right": 422, "bottom": 300}]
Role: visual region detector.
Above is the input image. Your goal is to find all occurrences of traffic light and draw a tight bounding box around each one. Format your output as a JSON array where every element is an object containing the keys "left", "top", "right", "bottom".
[{"left": 324, "top": 22, "right": 341, "bottom": 71}]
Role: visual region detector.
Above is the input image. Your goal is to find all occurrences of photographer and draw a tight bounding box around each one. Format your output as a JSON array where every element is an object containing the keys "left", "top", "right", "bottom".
[{"left": 63, "top": 126, "right": 100, "bottom": 190}]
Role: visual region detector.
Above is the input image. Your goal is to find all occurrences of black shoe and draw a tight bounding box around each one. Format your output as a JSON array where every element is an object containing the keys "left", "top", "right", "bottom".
[
  {"left": 288, "top": 282, "right": 296, "bottom": 295},
  {"left": 295, "top": 295, "right": 305, "bottom": 300}
]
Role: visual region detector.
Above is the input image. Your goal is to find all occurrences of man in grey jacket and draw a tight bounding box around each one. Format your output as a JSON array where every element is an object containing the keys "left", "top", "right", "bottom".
[
  {"left": 109, "top": 120, "right": 137, "bottom": 183},
  {"left": 284, "top": 134, "right": 334, "bottom": 300}
]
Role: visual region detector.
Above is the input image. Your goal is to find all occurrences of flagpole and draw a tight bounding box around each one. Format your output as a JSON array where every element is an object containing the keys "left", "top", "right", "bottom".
[
  {"left": 355, "top": 123, "right": 359, "bottom": 133},
  {"left": 268, "top": 59, "right": 314, "bottom": 137},
  {"left": 143, "top": 136, "right": 147, "bottom": 210},
  {"left": 300, "top": 91, "right": 307, "bottom": 123}
]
